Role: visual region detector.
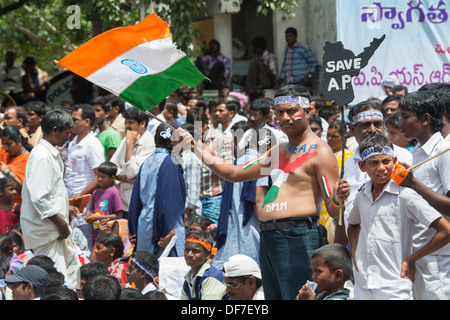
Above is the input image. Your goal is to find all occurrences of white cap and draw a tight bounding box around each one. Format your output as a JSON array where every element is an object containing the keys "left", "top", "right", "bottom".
[{"left": 222, "top": 254, "right": 261, "bottom": 279}]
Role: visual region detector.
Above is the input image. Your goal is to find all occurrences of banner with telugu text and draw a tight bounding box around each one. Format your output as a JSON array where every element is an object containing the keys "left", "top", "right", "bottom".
[{"left": 337, "top": 0, "right": 450, "bottom": 104}]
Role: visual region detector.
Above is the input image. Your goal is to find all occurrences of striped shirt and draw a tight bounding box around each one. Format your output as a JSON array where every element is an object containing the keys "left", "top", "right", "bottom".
[
  {"left": 280, "top": 42, "right": 317, "bottom": 84},
  {"left": 180, "top": 149, "right": 203, "bottom": 215}
]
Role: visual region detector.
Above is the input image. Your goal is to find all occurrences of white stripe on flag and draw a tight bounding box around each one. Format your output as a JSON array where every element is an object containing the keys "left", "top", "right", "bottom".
[{"left": 86, "top": 37, "right": 185, "bottom": 96}]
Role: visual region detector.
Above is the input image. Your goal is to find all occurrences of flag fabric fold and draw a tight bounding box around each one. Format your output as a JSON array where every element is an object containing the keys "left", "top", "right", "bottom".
[{"left": 55, "top": 13, "right": 207, "bottom": 111}]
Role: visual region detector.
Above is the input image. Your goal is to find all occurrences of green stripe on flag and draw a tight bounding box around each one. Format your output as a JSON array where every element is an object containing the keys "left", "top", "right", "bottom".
[
  {"left": 119, "top": 56, "right": 207, "bottom": 111},
  {"left": 262, "top": 185, "right": 280, "bottom": 208}
]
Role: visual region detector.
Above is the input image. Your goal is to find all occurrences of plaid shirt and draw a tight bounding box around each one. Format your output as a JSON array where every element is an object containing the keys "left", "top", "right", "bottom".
[
  {"left": 280, "top": 42, "right": 317, "bottom": 84},
  {"left": 201, "top": 130, "right": 233, "bottom": 198},
  {"left": 261, "top": 50, "right": 278, "bottom": 77}
]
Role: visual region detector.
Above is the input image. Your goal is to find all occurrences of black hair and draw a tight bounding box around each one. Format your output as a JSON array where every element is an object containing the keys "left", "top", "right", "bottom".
[
  {"left": 0, "top": 254, "right": 10, "bottom": 277},
  {"left": 385, "top": 110, "right": 402, "bottom": 129},
  {"left": 225, "top": 99, "right": 237, "bottom": 114},
  {"left": 95, "top": 233, "right": 124, "bottom": 261},
  {"left": 164, "top": 100, "right": 179, "bottom": 118},
  {"left": 123, "top": 107, "right": 149, "bottom": 127},
  {"left": 6, "top": 106, "right": 28, "bottom": 128},
  {"left": 186, "top": 107, "right": 208, "bottom": 126},
  {"left": 189, "top": 215, "right": 213, "bottom": 231},
  {"left": 0, "top": 234, "right": 13, "bottom": 256},
  {"left": 41, "top": 108, "right": 73, "bottom": 135},
  {"left": 393, "top": 85, "right": 408, "bottom": 94},
  {"left": 27, "top": 255, "right": 56, "bottom": 269},
  {"left": 110, "top": 97, "right": 126, "bottom": 114},
  {"left": 319, "top": 106, "right": 340, "bottom": 123},
  {"left": 308, "top": 113, "right": 322, "bottom": 127},
  {"left": 82, "top": 274, "right": 121, "bottom": 300},
  {"left": 23, "top": 56, "right": 36, "bottom": 65},
  {"left": 41, "top": 286, "right": 79, "bottom": 300},
  {"left": 311, "top": 243, "right": 353, "bottom": 282},
  {"left": 359, "top": 133, "right": 393, "bottom": 158},
  {"left": 72, "top": 103, "right": 96, "bottom": 128},
  {"left": 382, "top": 94, "right": 402, "bottom": 106},
  {"left": 23, "top": 101, "right": 48, "bottom": 117},
  {"left": 208, "top": 97, "right": 226, "bottom": 112},
  {"left": 0, "top": 176, "right": 15, "bottom": 191},
  {"left": 120, "top": 288, "right": 143, "bottom": 300},
  {"left": 251, "top": 36, "right": 267, "bottom": 50},
  {"left": 418, "top": 82, "right": 450, "bottom": 120},
  {"left": 155, "top": 122, "right": 178, "bottom": 152},
  {"left": 398, "top": 90, "right": 445, "bottom": 133},
  {"left": 250, "top": 98, "right": 271, "bottom": 116},
  {"left": 79, "top": 261, "right": 109, "bottom": 281},
  {"left": 97, "top": 161, "right": 118, "bottom": 177},
  {"left": 130, "top": 251, "right": 159, "bottom": 284},
  {"left": 140, "top": 290, "right": 168, "bottom": 300},
  {"left": 348, "top": 99, "right": 386, "bottom": 124},
  {"left": 274, "top": 84, "right": 311, "bottom": 102},
  {"left": 1, "top": 125, "right": 33, "bottom": 152},
  {"left": 89, "top": 96, "right": 110, "bottom": 112},
  {"left": 285, "top": 27, "right": 297, "bottom": 37}
]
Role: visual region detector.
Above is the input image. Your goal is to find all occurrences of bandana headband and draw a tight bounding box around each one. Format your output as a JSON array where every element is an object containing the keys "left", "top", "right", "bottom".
[
  {"left": 274, "top": 96, "right": 310, "bottom": 108},
  {"left": 351, "top": 110, "right": 384, "bottom": 125},
  {"left": 361, "top": 146, "right": 395, "bottom": 161},
  {"left": 186, "top": 234, "right": 217, "bottom": 256},
  {"left": 129, "top": 256, "right": 159, "bottom": 289}
]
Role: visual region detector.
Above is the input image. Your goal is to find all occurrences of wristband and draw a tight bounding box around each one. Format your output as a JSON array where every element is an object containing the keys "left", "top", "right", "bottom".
[
  {"left": 331, "top": 194, "right": 344, "bottom": 208},
  {"left": 6, "top": 170, "right": 11, "bottom": 176}
]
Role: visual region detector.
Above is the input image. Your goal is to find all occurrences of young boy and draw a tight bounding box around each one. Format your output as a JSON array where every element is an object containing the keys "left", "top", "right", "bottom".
[
  {"left": 85, "top": 161, "right": 123, "bottom": 245},
  {"left": 296, "top": 243, "right": 353, "bottom": 300},
  {"left": 126, "top": 251, "right": 160, "bottom": 295},
  {"left": 347, "top": 134, "right": 450, "bottom": 300},
  {"left": 180, "top": 230, "right": 229, "bottom": 300}
]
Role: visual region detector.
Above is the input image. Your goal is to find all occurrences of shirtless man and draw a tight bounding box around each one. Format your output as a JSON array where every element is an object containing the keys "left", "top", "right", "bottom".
[{"left": 177, "top": 84, "right": 349, "bottom": 300}]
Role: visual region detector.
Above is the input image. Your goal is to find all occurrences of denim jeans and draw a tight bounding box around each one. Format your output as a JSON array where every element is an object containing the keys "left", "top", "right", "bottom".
[
  {"left": 259, "top": 217, "right": 324, "bottom": 300},
  {"left": 201, "top": 194, "right": 222, "bottom": 224}
]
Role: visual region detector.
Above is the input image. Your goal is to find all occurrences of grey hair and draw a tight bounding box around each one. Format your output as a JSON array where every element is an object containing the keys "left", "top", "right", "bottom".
[{"left": 41, "top": 108, "right": 73, "bottom": 134}]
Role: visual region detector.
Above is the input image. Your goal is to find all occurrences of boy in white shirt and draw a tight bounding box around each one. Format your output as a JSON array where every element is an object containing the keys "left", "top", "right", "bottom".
[{"left": 347, "top": 134, "right": 450, "bottom": 300}]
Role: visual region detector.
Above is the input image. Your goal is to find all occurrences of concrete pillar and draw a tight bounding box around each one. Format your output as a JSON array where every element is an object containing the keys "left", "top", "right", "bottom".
[{"left": 213, "top": 13, "right": 233, "bottom": 85}]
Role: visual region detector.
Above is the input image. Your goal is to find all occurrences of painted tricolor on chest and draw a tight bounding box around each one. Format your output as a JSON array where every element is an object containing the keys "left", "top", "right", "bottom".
[{"left": 55, "top": 13, "right": 207, "bottom": 112}]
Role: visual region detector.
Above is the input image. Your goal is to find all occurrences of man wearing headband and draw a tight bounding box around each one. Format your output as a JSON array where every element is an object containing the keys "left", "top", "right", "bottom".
[
  {"left": 336, "top": 99, "right": 412, "bottom": 244},
  {"left": 177, "top": 84, "right": 350, "bottom": 300},
  {"left": 126, "top": 251, "right": 160, "bottom": 295},
  {"left": 347, "top": 134, "right": 450, "bottom": 300}
]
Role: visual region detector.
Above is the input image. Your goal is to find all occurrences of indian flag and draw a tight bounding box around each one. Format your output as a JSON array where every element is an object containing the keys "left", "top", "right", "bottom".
[
  {"left": 294, "top": 115, "right": 302, "bottom": 122},
  {"left": 55, "top": 13, "right": 207, "bottom": 111}
]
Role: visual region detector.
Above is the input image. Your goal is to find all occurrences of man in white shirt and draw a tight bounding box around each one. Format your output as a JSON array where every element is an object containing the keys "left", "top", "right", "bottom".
[
  {"left": 21, "top": 109, "right": 80, "bottom": 286},
  {"left": 111, "top": 107, "right": 155, "bottom": 216},
  {"left": 336, "top": 100, "right": 412, "bottom": 244},
  {"left": 397, "top": 90, "right": 450, "bottom": 300},
  {"left": 64, "top": 104, "right": 104, "bottom": 197},
  {"left": 0, "top": 49, "right": 25, "bottom": 105}
]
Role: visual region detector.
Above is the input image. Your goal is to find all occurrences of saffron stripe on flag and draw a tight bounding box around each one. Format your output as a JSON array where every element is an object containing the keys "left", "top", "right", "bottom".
[{"left": 55, "top": 13, "right": 171, "bottom": 78}]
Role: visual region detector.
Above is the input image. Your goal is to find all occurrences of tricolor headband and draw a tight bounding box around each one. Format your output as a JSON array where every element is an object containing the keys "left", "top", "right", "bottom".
[
  {"left": 274, "top": 96, "right": 310, "bottom": 108},
  {"left": 186, "top": 234, "right": 217, "bottom": 256},
  {"left": 351, "top": 110, "right": 384, "bottom": 125},
  {"left": 361, "top": 146, "right": 395, "bottom": 161}
]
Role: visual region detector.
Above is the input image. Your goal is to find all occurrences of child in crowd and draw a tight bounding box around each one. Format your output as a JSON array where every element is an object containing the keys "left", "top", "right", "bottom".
[
  {"left": 296, "top": 244, "right": 353, "bottom": 300},
  {"left": 347, "top": 134, "right": 450, "bottom": 300},
  {"left": 125, "top": 251, "right": 160, "bottom": 295},
  {"left": 385, "top": 111, "right": 417, "bottom": 152},
  {"left": 76, "top": 261, "right": 110, "bottom": 299},
  {"left": 0, "top": 176, "right": 20, "bottom": 234},
  {"left": 84, "top": 161, "right": 123, "bottom": 245},
  {"left": 0, "top": 234, "right": 24, "bottom": 274},
  {"left": 89, "top": 232, "right": 127, "bottom": 285},
  {"left": 180, "top": 230, "right": 229, "bottom": 300}
]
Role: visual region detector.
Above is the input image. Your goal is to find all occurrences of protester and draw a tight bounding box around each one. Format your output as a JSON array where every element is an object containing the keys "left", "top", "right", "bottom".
[
  {"left": 4, "top": 264, "right": 51, "bottom": 300},
  {"left": 178, "top": 84, "right": 350, "bottom": 300},
  {"left": 76, "top": 261, "right": 109, "bottom": 299},
  {"left": 82, "top": 273, "right": 121, "bottom": 300},
  {"left": 348, "top": 134, "right": 450, "bottom": 299},
  {"left": 23, "top": 101, "right": 47, "bottom": 147},
  {"left": 222, "top": 254, "right": 264, "bottom": 300},
  {"left": 111, "top": 107, "right": 155, "bottom": 217},
  {"left": 21, "top": 108, "right": 80, "bottom": 286},
  {"left": 125, "top": 251, "right": 159, "bottom": 294},
  {"left": 180, "top": 230, "right": 229, "bottom": 300}
]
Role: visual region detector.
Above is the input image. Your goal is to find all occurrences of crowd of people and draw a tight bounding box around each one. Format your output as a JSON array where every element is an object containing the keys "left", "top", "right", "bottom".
[{"left": 0, "top": 26, "right": 450, "bottom": 301}]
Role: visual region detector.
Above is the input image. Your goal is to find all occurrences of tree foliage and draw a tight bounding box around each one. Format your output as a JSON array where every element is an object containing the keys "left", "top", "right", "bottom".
[{"left": 0, "top": 0, "right": 296, "bottom": 77}]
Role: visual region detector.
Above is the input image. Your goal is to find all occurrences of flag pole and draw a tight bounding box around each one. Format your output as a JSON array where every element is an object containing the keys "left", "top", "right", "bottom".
[
  {"left": 145, "top": 111, "right": 177, "bottom": 131},
  {"left": 338, "top": 105, "right": 345, "bottom": 226}
]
